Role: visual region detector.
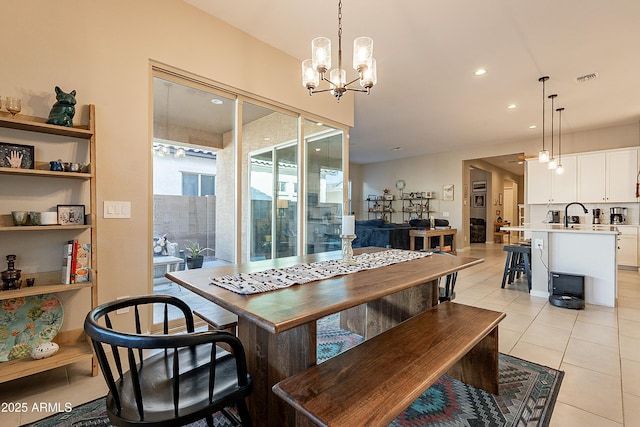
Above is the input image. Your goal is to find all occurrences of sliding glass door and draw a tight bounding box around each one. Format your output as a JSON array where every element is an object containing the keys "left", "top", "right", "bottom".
[
  {"left": 304, "top": 120, "right": 344, "bottom": 254},
  {"left": 249, "top": 143, "right": 298, "bottom": 260}
]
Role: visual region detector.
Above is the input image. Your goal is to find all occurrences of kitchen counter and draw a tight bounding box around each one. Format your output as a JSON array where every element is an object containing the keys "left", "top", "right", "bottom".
[
  {"left": 500, "top": 223, "right": 618, "bottom": 307},
  {"left": 501, "top": 223, "right": 620, "bottom": 234}
]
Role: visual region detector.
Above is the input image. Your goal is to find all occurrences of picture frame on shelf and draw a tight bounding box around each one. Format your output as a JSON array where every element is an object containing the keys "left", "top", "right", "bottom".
[
  {"left": 0, "top": 142, "right": 35, "bottom": 169},
  {"left": 473, "top": 194, "right": 485, "bottom": 208},
  {"left": 57, "top": 204, "right": 85, "bottom": 225},
  {"left": 472, "top": 180, "right": 486, "bottom": 192}
]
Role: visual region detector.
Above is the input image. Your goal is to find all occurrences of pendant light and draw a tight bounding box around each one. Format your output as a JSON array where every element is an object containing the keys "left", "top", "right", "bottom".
[
  {"left": 538, "top": 76, "right": 550, "bottom": 162},
  {"left": 547, "top": 94, "right": 558, "bottom": 170},
  {"left": 555, "top": 107, "right": 565, "bottom": 174}
]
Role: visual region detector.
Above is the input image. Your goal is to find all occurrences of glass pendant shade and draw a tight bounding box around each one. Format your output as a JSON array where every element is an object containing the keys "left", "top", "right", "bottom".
[
  {"left": 302, "top": 59, "right": 319, "bottom": 89},
  {"left": 360, "top": 58, "right": 377, "bottom": 88},
  {"left": 539, "top": 150, "right": 549, "bottom": 163},
  {"left": 330, "top": 68, "right": 346, "bottom": 89},
  {"left": 548, "top": 158, "right": 557, "bottom": 169},
  {"left": 556, "top": 164, "right": 564, "bottom": 175},
  {"left": 353, "top": 36, "right": 373, "bottom": 72},
  {"left": 312, "top": 37, "right": 331, "bottom": 73},
  {"left": 329, "top": 68, "right": 347, "bottom": 96}
]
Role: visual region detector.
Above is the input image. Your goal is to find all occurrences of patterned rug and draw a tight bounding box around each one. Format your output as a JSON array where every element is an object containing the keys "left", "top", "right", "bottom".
[{"left": 24, "top": 316, "right": 563, "bottom": 427}]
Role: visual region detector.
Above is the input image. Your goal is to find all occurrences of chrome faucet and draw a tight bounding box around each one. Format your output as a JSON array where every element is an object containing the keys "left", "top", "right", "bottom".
[{"left": 564, "top": 202, "right": 588, "bottom": 228}]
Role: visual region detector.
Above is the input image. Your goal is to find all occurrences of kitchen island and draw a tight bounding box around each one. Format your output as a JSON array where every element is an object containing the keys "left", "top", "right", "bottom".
[{"left": 501, "top": 224, "right": 619, "bottom": 307}]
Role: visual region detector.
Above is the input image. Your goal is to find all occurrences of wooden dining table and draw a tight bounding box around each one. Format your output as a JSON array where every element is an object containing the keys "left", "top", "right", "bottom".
[{"left": 166, "top": 247, "right": 483, "bottom": 427}]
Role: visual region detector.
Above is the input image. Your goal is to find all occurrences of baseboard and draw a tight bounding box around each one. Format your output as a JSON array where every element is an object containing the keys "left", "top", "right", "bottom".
[{"left": 530, "top": 290, "right": 549, "bottom": 299}]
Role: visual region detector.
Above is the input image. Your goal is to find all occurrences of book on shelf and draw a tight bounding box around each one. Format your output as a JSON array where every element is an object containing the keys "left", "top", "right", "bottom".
[
  {"left": 72, "top": 242, "right": 91, "bottom": 283},
  {"left": 61, "top": 240, "right": 74, "bottom": 284},
  {"left": 61, "top": 240, "right": 91, "bottom": 284}
]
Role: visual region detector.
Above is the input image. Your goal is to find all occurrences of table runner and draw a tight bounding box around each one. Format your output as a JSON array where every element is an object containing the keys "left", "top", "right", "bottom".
[{"left": 209, "top": 249, "right": 432, "bottom": 294}]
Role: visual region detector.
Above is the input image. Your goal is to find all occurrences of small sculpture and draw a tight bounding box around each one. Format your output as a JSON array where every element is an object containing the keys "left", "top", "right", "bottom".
[{"left": 46, "top": 86, "right": 76, "bottom": 127}]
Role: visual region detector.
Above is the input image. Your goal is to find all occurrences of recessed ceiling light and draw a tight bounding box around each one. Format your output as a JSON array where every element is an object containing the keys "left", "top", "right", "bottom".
[
  {"left": 390, "top": 146, "right": 403, "bottom": 151},
  {"left": 528, "top": 125, "right": 537, "bottom": 129},
  {"left": 507, "top": 104, "right": 517, "bottom": 109},
  {"left": 474, "top": 69, "right": 487, "bottom": 76},
  {"left": 315, "top": 147, "right": 321, "bottom": 152},
  {"left": 316, "top": 122, "right": 323, "bottom": 126},
  {"left": 264, "top": 137, "right": 271, "bottom": 141},
  {"left": 211, "top": 99, "right": 223, "bottom": 105}
]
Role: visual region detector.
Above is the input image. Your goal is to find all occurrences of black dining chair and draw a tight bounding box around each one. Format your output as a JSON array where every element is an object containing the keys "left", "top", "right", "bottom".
[{"left": 84, "top": 295, "right": 252, "bottom": 427}]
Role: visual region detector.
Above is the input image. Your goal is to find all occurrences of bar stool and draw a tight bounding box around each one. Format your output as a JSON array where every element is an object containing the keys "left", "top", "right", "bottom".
[{"left": 501, "top": 245, "right": 531, "bottom": 292}]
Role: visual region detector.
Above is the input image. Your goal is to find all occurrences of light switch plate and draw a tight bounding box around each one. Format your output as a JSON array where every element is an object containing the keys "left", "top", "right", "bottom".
[{"left": 104, "top": 201, "right": 131, "bottom": 219}]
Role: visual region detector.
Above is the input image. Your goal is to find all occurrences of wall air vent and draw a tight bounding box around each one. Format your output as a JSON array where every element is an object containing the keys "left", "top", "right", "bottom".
[{"left": 576, "top": 72, "right": 599, "bottom": 83}]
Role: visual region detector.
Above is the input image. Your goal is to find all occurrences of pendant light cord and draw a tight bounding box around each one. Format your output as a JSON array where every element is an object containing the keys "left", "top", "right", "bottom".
[
  {"left": 540, "top": 77, "right": 548, "bottom": 152},
  {"left": 337, "top": 0, "right": 343, "bottom": 77}
]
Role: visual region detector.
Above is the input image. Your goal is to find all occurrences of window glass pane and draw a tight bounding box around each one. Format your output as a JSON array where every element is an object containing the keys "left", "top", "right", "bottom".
[
  {"left": 201, "top": 175, "right": 215, "bottom": 196},
  {"left": 275, "top": 144, "right": 297, "bottom": 258},
  {"left": 182, "top": 173, "right": 198, "bottom": 196},
  {"left": 305, "top": 120, "right": 343, "bottom": 254},
  {"left": 245, "top": 102, "right": 298, "bottom": 261}
]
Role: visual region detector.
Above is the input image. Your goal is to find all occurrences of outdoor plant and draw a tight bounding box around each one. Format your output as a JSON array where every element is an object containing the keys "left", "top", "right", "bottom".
[{"left": 185, "top": 240, "right": 213, "bottom": 258}]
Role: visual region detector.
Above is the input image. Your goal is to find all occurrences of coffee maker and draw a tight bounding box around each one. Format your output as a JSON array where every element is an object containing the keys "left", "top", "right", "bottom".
[
  {"left": 546, "top": 210, "right": 560, "bottom": 223},
  {"left": 610, "top": 207, "right": 627, "bottom": 224},
  {"left": 592, "top": 209, "right": 602, "bottom": 224}
]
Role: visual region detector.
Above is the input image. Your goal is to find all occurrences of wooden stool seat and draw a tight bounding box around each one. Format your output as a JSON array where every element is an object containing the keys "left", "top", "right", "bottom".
[{"left": 501, "top": 245, "right": 531, "bottom": 291}]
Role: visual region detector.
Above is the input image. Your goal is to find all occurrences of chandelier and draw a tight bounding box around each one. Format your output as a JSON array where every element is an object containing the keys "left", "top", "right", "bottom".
[{"left": 301, "top": 0, "right": 377, "bottom": 101}]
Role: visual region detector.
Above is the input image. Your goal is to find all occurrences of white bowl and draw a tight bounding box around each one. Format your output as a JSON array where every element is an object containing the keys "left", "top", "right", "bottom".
[{"left": 40, "top": 211, "right": 58, "bottom": 225}]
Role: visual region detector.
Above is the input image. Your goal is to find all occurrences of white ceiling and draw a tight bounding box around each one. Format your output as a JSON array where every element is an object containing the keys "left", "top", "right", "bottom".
[{"left": 186, "top": 0, "right": 640, "bottom": 165}]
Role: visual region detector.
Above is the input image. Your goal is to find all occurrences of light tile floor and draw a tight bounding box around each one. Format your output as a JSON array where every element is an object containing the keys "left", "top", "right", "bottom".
[{"left": 1, "top": 243, "right": 638, "bottom": 426}]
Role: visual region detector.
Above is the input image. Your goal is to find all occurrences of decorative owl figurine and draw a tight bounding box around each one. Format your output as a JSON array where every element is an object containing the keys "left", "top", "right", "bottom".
[{"left": 46, "top": 86, "right": 77, "bottom": 127}]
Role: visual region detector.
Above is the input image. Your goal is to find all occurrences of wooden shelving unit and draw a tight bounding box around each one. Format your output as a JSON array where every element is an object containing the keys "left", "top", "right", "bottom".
[{"left": 0, "top": 106, "right": 98, "bottom": 382}]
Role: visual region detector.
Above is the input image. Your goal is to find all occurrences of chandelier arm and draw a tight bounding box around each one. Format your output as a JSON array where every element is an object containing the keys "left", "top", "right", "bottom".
[
  {"left": 344, "top": 76, "right": 362, "bottom": 87},
  {"left": 345, "top": 88, "right": 370, "bottom": 93},
  {"left": 321, "top": 75, "right": 341, "bottom": 87},
  {"left": 310, "top": 88, "right": 337, "bottom": 94}
]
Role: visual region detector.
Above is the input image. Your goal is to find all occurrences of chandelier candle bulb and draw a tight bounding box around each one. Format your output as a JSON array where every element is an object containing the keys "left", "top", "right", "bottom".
[{"left": 342, "top": 215, "right": 355, "bottom": 236}]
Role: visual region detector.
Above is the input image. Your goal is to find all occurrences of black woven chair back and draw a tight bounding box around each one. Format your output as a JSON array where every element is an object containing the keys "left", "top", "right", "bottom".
[{"left": 84, "top": 295, "right": 252, "bottom": 427}]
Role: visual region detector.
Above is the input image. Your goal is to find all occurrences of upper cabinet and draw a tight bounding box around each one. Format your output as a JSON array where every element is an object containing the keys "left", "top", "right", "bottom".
[
  {"left": 526, "top": 155, "right": 576, "bottom": 204},
  {"left": 528, "top": 147, "right": 639, "bottom": 205},
  {"left": 577, "top": 148, "right": 639, "bottom": 203}
]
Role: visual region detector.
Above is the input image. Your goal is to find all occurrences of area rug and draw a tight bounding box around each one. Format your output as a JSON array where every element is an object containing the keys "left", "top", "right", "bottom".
[{"left": 23, "top": 319, "right": 563, "bottom": 427}]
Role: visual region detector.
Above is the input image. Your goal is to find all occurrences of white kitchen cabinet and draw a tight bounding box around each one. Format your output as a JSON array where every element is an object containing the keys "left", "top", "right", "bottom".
[
  {"left": 526, "top": 155, "right": 576, "bottom": 204},
  {"left": 577, "top": 148, "right": 639, "bottom": 203},
  {"left": 607, "top": 149, "right": 639, "bottom": 202},
  {"left": 526, "top": 159, "right": 551, "bottom": 204},
  {"left": 617, "top": 225, "right": 638, "bottom": 268}
]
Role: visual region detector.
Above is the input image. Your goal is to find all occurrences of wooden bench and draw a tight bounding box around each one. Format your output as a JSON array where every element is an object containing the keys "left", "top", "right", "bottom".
[
  {"left": 193, "top": 305, "right": 238, "bottom": 336},
  {"left": 273, "top": 302, "right": 505, "bottom": 427}
]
